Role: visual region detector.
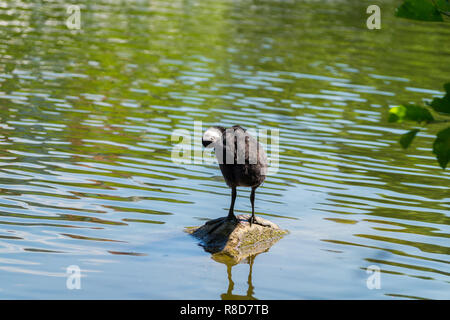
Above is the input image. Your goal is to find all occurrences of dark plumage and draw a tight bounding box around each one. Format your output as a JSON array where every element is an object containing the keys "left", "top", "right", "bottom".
[{"left": 202, "top": 125, "right": 268, "bottom": 224}]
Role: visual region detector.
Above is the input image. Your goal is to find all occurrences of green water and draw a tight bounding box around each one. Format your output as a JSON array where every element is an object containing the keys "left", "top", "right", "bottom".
[{"left": 0, "top": 0, "right": 449, "bottom": 299}]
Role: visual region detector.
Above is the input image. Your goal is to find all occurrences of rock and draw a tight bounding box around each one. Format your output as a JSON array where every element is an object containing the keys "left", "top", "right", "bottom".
[{"left": 185, "top": 214, "right": 288, "bottom": 264}]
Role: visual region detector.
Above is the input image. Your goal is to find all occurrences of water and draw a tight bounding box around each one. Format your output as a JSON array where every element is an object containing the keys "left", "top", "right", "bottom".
[{"left": 0, "top": 0, "right": 449, "bottom": 299}]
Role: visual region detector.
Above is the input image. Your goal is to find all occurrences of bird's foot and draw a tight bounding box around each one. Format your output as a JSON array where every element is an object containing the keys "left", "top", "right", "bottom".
[
  {"left": 226, "top": 214, "right": 238, "bottom": 224},
  {"left": 248, "top": 215, "right": 257, "bottom": 226}
]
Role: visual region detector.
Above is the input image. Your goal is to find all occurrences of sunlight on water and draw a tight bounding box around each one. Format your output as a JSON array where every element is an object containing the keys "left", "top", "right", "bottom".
[{"left": 0, "top": 0, "right": 449, "bottom": 299}]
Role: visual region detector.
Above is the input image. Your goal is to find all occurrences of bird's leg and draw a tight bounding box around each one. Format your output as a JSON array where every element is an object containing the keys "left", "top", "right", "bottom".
[
  {"left": 227, "top": 187, "right": 237, "bottom": 221},
  {"left": 249, "top": 187, "right": 256, "bottom": 226}
]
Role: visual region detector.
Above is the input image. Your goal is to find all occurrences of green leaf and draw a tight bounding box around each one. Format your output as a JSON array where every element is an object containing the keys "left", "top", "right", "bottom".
[
  {"left": 388, "top": 104, "right": 434, "bottom": 123},
  {"left": 388, "top": 106, "right": 406, "bottom": 123},
  {"left": 432, "top": 126, "right": 450, "bottom": 169},
  {"left": 429, "top": 82, "right": 450, "bottom": 115},
  {"left": 437, "top": 0, "right": 450, "bottom": 12},
  {"left": 400, "top": 129, "right": 420, "bottom": 149},
  {"left": 396, "top": 0, "right": 443, "bottom": 21}
]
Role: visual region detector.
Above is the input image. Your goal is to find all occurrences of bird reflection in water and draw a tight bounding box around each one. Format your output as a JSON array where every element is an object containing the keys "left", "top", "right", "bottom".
[{"left": 213, "top": 253, "right": 259, "bottom": 300}]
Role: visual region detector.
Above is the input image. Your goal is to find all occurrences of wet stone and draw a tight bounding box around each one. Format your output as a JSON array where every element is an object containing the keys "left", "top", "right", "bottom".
[{"left": 185, "top": 214, "right": 288, "bottom": 264}]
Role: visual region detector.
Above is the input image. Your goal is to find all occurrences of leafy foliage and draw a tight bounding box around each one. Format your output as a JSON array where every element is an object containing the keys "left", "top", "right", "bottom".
[
  {"left": 433, "top": 127, "right": 450, "bottom": 169},
  {"left": 388, "top": 104, "right": 434, "bottom": 123},
  {"left": 400, "top": 129, "right": 420, "bottom": 149},
  {"left": 429, "top": 82, "right": 450, "bottom": 115},
  {"left": 389, "top": 83, "right": 450, "bottom": 169},
  {"left": 393, "top": 0, "right": 450, "bottom": 169},
  {"left": 396, "top": 0, "right": 450, "bottom": 21},
  {"left": 396, "top": 0, "right": 443, "bottom": 21}
]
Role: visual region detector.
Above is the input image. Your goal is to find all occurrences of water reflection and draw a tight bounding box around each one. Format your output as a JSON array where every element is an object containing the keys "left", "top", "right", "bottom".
[
  {"left": 0, "top": 0, "right": 449, "bottom": 299},
  {"left": 217, "top": 254, "right": 257, "bottom": 300}
]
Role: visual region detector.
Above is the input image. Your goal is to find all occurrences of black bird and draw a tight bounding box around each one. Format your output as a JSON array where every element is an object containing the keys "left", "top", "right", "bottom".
[{"left": 202, "top": 125, "right": 268, "bottom": 225}]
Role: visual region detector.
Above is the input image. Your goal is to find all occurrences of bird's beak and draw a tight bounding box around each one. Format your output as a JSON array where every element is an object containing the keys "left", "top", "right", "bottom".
[{"left": 202, "top": 140, "right": 212, "bottom": 147}]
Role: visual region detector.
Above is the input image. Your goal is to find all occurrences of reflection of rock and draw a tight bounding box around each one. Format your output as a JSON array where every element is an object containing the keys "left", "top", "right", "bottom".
[{"left": 185, "top": 214, "right": 287, "bottom": 264}]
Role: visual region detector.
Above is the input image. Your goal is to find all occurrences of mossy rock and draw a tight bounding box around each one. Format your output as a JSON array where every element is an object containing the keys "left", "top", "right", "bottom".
[{"left": 185, "top": 214, "right": 288, "bottom": 264}]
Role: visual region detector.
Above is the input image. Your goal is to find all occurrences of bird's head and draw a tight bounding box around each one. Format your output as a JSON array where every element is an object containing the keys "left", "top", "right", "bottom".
[{"left": 202, "top": 126, "right": 224, "bottom": 148}]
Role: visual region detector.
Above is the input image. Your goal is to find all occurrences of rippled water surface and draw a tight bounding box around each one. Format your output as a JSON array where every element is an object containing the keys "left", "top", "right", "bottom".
[{"left": 0, "top": 0, "right": 449, "bottom": 299}]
